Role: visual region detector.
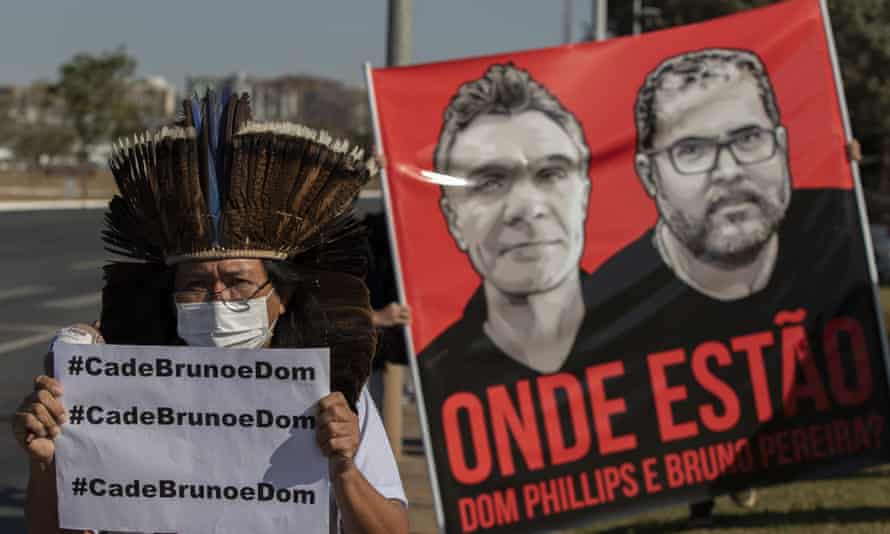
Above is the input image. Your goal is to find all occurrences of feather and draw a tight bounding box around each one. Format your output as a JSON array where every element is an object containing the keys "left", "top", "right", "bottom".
[
  {"left": 208, "top": 90, "right": 229, "bottom": 220},
  {"left": 189, "top": 94, "right": 203, "bottom": 134},
  {"left": 181, "top": 99, "right": 194, "bottom": 128},
  {"left": 233, "top": 94, "right": 252, "bottom": 133},
  {"left": 229, "top": 134, "right": 251, "bottom": 211},
  {"left": 103, "top": 93, "right": 377, "bottom": 265},
  {"left": 198, "top": 95, "right": 220, "bottom": 243},
  {"left": 220, "top": 94, "right": 238, "bottom": 186}
]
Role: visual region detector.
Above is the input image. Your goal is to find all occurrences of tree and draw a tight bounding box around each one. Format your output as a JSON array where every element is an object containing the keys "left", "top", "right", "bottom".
[
  {"left": 826, "top": 1, "right": 890, "bottom": 192},
  {"left": 0, "top": 91, "right": 14, "bottom": 147},
  {"left": 599, "top": 1, "right": 765, "bottom": 38},
  {"left": 595, "top": 1, "right": 890, "bottom": 193},
  {"left": 13, "top": 123, "right": 77, "bottom": 167},
  {"left": 110, "top": 99, "right": 145, "bottom": 141},
  {"left": 0, "top": 81, "right": 76, "bottom": 168},
  {"left": 57, "top": 47, "right": 138, "bottom": 162}
]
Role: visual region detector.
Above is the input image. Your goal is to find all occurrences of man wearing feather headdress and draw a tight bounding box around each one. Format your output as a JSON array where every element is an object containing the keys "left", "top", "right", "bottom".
[{"left": 11, "top": 92, "right": 409, "bottom": 534}]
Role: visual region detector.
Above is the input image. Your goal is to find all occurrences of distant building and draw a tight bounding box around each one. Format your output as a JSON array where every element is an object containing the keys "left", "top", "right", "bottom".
[
  {"left": 185, "top": 72, "right": 251, "bottom": 103},
  {"left": 3, "top": 75, "right": 177, "bottom": 131},
  {"left": 0, "top": 85, "right": 14, "bottom": 129},
  {"left": 0, "top": 84, "right": 13, "bottom": 108},
  {"left": 5, "top": 82, "right": 66, "bottom": 126},
  {"left": 250, "top": 75, "right": 305, "bottom": 122},
  {"left": 184, "top": 72, "right": 370, "bottom": 140},
  {"left": 128, "top": 76, "right": 178, "bottom": 127}
]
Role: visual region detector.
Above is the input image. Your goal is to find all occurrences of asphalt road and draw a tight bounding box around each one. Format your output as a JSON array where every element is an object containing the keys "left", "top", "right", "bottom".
[
  {"left": 0, "top": 200, "right": 390, "bottom": 532},
  {"left": 0, "top": 208, "right": 106, "bottom": 531}
]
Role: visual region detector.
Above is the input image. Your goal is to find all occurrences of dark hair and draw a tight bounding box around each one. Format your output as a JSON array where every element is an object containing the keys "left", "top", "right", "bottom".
[
  {"left": 100, "top": 254, "right": 375, "bottom": 410},
  {"left": 100, "top": 262, "right": 178, "bottom": 346},
  {"left": 433, "top": 62, "right": 590, "bottom": 175},
  {"left": 264, "top": 259, "right": 319, "bottom": 348},
  {"left": 635, "top": 48, "right": 781, "bottom": 151},
  {"left": 263, "top": 258, "right": 377, "bottom": 409}
]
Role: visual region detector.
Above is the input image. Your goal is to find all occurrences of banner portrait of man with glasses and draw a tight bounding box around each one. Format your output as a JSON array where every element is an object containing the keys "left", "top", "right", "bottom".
[
  {"left": 369, "top": 4, "right": 890, "bottom": 529},
  {"left": 632, "top": 48, "right": 793, "bottom": 301}
]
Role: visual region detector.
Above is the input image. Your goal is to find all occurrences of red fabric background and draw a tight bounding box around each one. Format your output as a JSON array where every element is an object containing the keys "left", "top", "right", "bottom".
[{"left": 370, "top": 0, "right": 853, "bottom": 353}]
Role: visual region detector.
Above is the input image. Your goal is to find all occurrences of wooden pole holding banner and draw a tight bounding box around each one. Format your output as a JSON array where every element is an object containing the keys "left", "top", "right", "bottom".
[
  {"left": 382, "top": 0, "right": 412, "bottom": 463},
  {"left": 365, "top": 61, "right": 447, "bottom": 533},
  {"left": 367, "top": 3, "right": 890, "bottom": 530}
]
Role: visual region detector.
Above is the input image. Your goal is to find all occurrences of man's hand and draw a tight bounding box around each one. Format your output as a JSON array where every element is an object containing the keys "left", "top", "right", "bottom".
[
  {"left": 373, "top": 152, "right": 387, "bottom": 170},
  {"left": 848, "top": 139, "right": 863, "bottom": 163},
  {"left": 13, "top": 376, "right": 67, "bottom": 466},
  {"left": 13, "top": 322, "right": 104, "bottom": 466},
  {"left": 372, "top": 302, "right": 411, "bottom": 328},
  {"left": 316, "top": 392, "right": 361, "bottom": 477}
]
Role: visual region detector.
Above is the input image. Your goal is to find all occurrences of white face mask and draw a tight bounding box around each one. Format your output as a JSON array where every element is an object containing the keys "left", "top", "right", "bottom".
[{"left": 176, "top": 294, "right": 276, "bottom": 349}]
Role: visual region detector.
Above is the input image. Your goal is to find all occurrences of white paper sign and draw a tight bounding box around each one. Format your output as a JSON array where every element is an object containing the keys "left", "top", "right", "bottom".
[{"left": 53, "top": 342, "right": 330, "bottom": 534}]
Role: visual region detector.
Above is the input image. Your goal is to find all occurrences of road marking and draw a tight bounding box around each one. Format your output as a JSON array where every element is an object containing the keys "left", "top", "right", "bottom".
[
  {"left": 0, "top": 286, "right": 53, "bottom": 302},
  {"left": 70, "top": 259, "right": 106, "bottom": 271},
  {"left": 0, "top": 323, "right": 60, "bottom": 356},
  {"left": 0, "top": 506, "right": 25, "bottom": 518},
  {"left": 41, "top": 292, "right": 102, "bottom": 310},
  {"left": 0, "top": 199, "right": 108, "bottom": 212},
  {"left": 0, "top": 331, "right": 57, "bottom": 356},
  {"left": 0, "top": 323, "right": 59, "bottom": 333}
]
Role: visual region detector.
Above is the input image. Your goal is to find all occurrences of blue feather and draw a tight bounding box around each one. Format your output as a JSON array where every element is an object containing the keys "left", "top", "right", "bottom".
[
  {"left": 204, "top": 96, "right": 221, "bottom": 244},
  {"left": 190, "top": 93, "right": 203, "bottom": 133},
  {"left": 193, "top": 89, "right": 237, "bottom": 247},
  {"left": 210, "top": 91, "right": 229, "bottom": 216},
  {"left": 207, "top": 90, "right": 219, "bottom": 157}
]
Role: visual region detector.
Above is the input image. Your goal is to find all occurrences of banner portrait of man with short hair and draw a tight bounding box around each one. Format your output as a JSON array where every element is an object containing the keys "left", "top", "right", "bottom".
[{"left": 369, "top": 1, "right": 890, "bottom": 532}]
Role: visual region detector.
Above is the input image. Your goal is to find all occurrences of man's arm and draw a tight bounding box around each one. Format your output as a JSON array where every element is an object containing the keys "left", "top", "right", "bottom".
[
  {"left": 848, "top": 139, "right": 862, "bottom": 162},
  {"left": 25, "top": 459, "right": 89, "bottom": 534},
  {"left": 20, "top": 326, "right": 103, "bottom": 534},
  {"left": 332, "top": 463, "right": 409, "bottom": 534},
  {"left": 17, "top": 373, "right": 90, "bottom": 534},
  {"left": 372, "top": 302, "right": 411, "bottom": 328},
  {"left": 316, "top": 392, "right": 409, "bottom": 534}
]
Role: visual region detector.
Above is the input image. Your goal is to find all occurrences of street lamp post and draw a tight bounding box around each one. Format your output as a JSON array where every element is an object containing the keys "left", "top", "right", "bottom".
[
  {"left": 592, "top": 0, "right": 608, "bottom": 41},
  {"left": 387, "top": 0, "right": 412, "bottom": 66}
]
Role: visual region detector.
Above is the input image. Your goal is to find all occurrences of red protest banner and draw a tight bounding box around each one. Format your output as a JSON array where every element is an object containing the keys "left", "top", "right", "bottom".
[{"left": 368, "top": 1, "right": 890, "bottom": 532}]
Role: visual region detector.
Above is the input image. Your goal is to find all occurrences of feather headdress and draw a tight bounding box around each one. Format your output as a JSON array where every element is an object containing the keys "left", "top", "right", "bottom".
[{"left": 104, "top": 91, "right": 376, "bottom": 264}]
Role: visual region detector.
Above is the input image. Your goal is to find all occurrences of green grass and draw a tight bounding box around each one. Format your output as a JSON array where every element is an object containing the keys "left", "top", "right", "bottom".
[
  {"left": 0, "top": 170, "right": 118, "bottom": 200},
  {"left": 582, "top": 465, "right": 890, "bottom": 533},
  {"left": 578, "top": 290, "right": 890, "bottom": 533}
]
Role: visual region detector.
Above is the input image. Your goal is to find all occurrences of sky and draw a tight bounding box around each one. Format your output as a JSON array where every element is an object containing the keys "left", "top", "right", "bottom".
[{"left": 0, "top": 0, "right": 597, "bottom": 89}]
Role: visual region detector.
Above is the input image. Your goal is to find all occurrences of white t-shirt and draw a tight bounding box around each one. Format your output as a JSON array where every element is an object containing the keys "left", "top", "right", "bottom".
[
  {"left": 89, "top": 386, "right": 405, "bottom": 534},
  {"left": 331, "top": 386, "right": 408, "bottom": 533},
  {"left": 350, "top": 386, "right": 408, "bottom": 507}
]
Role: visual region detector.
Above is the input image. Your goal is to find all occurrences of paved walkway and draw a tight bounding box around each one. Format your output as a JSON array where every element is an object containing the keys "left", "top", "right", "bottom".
[{"left": 397, "top": 394, "right": 438, "bottom": 534}]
